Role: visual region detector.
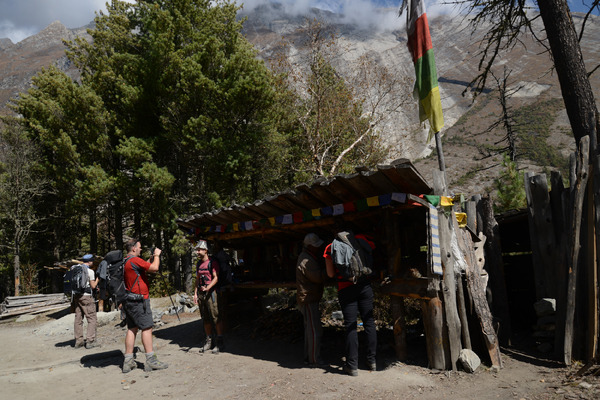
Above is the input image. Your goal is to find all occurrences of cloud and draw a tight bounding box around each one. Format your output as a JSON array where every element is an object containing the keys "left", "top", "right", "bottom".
[
  {"left": 0, "top": 0, "right": 108, "bottom": 43},
  {"left": 240, "top": 0, "right": 457, "bottom": 32}
]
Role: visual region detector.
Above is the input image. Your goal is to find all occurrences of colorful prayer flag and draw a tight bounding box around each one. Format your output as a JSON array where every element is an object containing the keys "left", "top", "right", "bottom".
[{"left": 406, "top": 0, "right": 444, "bottom": 142}]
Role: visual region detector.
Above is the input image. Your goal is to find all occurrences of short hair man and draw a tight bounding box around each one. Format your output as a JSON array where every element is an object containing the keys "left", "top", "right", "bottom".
[
  {"left": 73, "top": 254, "right": 99, "bottom": 349},
  {"left": 122, "top": 239, "right": 168, "bottom": 373},
  {"left": 193, "top": 239, "right": 225, "bottom": 353},
  {"left": 296, "top": 233, "right": 327, "bottom": 366}
]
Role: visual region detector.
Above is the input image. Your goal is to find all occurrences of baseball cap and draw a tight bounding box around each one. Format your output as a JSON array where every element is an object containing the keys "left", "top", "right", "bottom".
[
  {"left": 81, "top": 254, "right": 94, "bottom": 262},
  {"left": 195, "top": 240, "right": 208, "bottom": 250},
  {"left": 303, "top": 233, "right": 323, "bottom": 248}
]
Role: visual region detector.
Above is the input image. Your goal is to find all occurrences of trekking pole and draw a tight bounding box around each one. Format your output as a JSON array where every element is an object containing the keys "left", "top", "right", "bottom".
[
  {"left": 152, "top": 248, "right": 180, "bottom": 322},
  {"left": 159, "top": 272, "right": 181, "bottom": 322}
]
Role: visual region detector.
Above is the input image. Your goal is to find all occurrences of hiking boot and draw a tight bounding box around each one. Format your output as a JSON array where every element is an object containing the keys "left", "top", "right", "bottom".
[
  {"left": 367, "top": 362, "right": 376, "bottom": 371},
  {"left": 144, "top": 354, "right": 168, "bottom": 372},
  {"left": 212, "top": 336, "right": 224, "bottom": 354},
  {"left": 122, "top": 357, "right": 136, "bottom": 373},
  {"left": 85, "top": 341, "right": 100, "bottom": 349},
  {"left": 200, "top": 336, "right": 213, "bottom": 353},
  {"left": 74, "top": 341, "right": 85, "bottom": 349},
  {"left": 343, "top": 364, "right": 358, "bottom": 377}
]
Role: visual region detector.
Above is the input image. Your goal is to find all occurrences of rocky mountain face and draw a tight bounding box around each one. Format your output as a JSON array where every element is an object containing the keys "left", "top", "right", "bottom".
[{"left": 1, "top": 7, "right": 598, "bottom": 196}]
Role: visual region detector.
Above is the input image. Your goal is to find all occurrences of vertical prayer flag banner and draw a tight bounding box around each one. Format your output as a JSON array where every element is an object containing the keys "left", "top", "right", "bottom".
[
  {"left": 406, "top": 0, "right": 444, "bottom": 142},
  {"left": 428, "top": 205, "right": 443, "bottom": 275}
]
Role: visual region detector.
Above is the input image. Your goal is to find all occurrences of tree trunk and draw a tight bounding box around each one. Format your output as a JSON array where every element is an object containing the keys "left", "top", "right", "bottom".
[
  {"left": 89, "top": 205, "right": 97, "bottom": 254},
  {"left": 114, "top": 198, "right": 124, "bottom": 250},
  {"left": 538, "top": 0, "right": 598, "bottom": 146},
  {"left": 14, "top": 240, "right": 20, "bottom": 296}
]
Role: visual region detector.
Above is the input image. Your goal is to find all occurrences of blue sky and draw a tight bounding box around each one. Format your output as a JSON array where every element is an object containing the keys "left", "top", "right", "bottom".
[{"left": 0, "top": 0, "right": 597, "bottom": 43}]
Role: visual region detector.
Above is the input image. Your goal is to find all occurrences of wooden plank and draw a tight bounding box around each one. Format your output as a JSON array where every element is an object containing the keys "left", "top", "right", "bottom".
[
  {"left": 452, "top": 220, "right": 473, "bottom": 351},
  {"left": 0, "top": 303, "right": 70, "bottom": 319},
  {"left": 524, "top": 172, "right": 558, "bottom": 299},
  {"left": 421, "top": 297, "right": 445, "bottom": 369},
  {"left": 479, "top": 196, "right": 512, "bottom": 346},
  {"left": 554, "top": 169, "right": 570, "bottom": 360},
  {"left": 466, "top": 200, "right": 477, "bottom": 232},
  {"left": 564, "top": 135, "right": 590, "bottom": 365},
  {"left": 464, "top": 231, "right": 503, "bottom": 368},
  {"left": 439, "top": 210, "right": 462, "bottom": 370},
  {"left": 588, "top": 154, "right": 600, "bottom": 361}
]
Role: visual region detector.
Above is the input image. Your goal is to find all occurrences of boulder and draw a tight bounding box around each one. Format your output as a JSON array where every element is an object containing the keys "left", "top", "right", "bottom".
[{"left": 459, "top": 348, "right": 481, "bottom": 373}]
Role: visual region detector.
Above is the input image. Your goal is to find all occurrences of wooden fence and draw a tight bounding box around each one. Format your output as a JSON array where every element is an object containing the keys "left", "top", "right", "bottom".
[{"left": 525, "top": 134, "right": 600, "bottom": 366}]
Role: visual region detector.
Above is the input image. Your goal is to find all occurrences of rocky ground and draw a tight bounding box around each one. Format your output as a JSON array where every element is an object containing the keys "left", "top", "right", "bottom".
[{"left": 0, "top": 296, "right": 599, "bottom": 400}]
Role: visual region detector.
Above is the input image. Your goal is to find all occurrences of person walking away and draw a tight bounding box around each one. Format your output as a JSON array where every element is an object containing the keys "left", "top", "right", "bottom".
[
  {"left": 296, "top": 233, "right": 328, "bottom": 366},
  {"left": 324, "top": 230, "right": 377, "bottom": 376},
  {"left": 72, "top": 253, "right": 99, "bottom": 349},
  {"left": 122, "top": 239, "right": 168, "bottom": 373},
  {"left": 193, "top": 240, "right": 225, "bottom": 353}
]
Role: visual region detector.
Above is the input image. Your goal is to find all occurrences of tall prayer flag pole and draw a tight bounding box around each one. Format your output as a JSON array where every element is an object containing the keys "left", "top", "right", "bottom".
[{"left": 401, "top": 0, "right": 446, "bottom": 184}]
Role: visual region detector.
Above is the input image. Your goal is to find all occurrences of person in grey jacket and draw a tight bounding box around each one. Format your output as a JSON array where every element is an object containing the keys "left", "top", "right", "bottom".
[{"left": 296, "top": 233, "right": 328, "bottom": 366}]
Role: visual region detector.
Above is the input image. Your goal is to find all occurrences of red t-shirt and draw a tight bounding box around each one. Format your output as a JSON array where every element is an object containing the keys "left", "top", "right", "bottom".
[
  {"left": 324, "top": 234, "right": 375, "bottom": 290},
  {"left": 124, "top": 256, "right": 151, "bottom": 299},
  {"left": 196, "top": 258, "right": 219, "bottom": 288}
]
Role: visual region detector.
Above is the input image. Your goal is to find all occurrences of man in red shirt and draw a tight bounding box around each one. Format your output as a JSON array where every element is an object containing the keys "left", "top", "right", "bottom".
[
  {"left": 193, "top": 239, "right": 225, "bottom": 353},
  {"left": 122, "top": 239, "right": 168, "bottom": 373}
]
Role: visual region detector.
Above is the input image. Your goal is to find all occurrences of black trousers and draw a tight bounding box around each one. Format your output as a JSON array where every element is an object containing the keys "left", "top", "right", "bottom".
[{"left": 338, "top": 280, "right": 377, "bottom": 370}]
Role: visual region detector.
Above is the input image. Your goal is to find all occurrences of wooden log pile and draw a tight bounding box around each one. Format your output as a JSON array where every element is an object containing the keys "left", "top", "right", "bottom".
[{"left": 0, "top": 293, "right": 70, "bottom": 319}]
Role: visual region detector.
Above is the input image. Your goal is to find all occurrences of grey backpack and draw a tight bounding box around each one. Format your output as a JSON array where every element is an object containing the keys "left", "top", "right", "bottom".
[{"left": 332, "top": 231, "right": 373, "bottom": 283}]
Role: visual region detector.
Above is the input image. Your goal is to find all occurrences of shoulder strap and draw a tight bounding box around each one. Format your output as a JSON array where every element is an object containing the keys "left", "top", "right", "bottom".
[{"left": 124, "top": 256, "right": 140, "bottom": 291}]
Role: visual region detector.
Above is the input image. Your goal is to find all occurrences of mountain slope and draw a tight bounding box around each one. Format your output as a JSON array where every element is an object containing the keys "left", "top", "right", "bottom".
[{"left": 0, "top": 8, "right": 598, "bottom": 196}]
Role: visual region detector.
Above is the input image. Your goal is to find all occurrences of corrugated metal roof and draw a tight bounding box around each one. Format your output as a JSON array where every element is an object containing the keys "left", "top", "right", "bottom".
[{"left": 177, "top": 159, "right": 432, "bottom": 244}]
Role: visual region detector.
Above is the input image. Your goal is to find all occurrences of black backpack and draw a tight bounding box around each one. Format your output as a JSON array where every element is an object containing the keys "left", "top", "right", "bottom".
[
  {"left": 214, "top": 251, "right": 235, "bottom": 289},
  {"left": 331, "top": 231, "right": 373, "bottom": 283},
  {"left": 63, "top": 264, "right": 90, "bottom": 296},
  {"left": 103, "top": 250, "right": 135, "bottom": 306}
]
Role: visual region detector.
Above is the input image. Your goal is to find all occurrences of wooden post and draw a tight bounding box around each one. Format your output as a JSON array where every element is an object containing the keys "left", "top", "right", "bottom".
[
  {"left": 421, "top": 296, "right": 445, "bottom": 369},
  {"left": 452, "top": 216, "right": 472, "bottom": 350},
  {"left": 438, "top": 210, "right": 462, "bottom": 370},
  {"left": 586, "top": 164, "right": 598, "bottom": 361},
  {"left": 478, "top": 197, "right": 512, "bottom": 346},
  {"left": 466, "top": 200, "right": 477, "bottom": 232},
  {"left": 551, "top": 171, "right": 569, "bottom": 360},
  {"left": 524, "top": 172, "right": 558, "bottom": 299},
  {"left": 593, "top": 154, "right": 600, "bottom": 360},
  {"left": 464, "top": 232, "right": 503, "bottom": 368},
  {"left": 564, "top": 135, "right": 590, "bottom": 365}
]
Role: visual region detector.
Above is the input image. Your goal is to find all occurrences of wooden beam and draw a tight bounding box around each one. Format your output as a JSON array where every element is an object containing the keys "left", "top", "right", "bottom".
[
  {"left": 564, "top": 135, "right": 590, "bottom": 365},
  {"left": 524, "top": 172, "right": 558, "bottom": 299}
]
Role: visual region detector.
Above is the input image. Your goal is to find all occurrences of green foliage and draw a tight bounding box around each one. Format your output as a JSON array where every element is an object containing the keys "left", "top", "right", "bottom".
[
  {"left": 19, "top": 263, "right": 40, "bottom": 295},
  {"left": 149, "top": 270, "right": 174, "bottom": 298},
  {"left": 513, "top": 99, "right": 569, "bottom": 175},
  {"left": 494, "top": 155, "right": 526, "bottom": 212},
  {"left": 271, "top": 19, "right": 390, "bottom": 178},
  {"left": 11, "top": 0, "right": 291, "bottom": 273}
]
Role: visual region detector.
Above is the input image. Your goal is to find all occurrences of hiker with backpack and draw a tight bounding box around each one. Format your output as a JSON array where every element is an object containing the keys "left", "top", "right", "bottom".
[
  {"left": 121, "top": 239, "right": 168, "bottom": 373},
  {"left": 70, "top": 253, "right": 100, "bottom": 349},
  {"left": 324, "top": 229, "right": 377, "bottom": 376},
  {"left": 193, "top": 239, "right": 225, "bottom": 354},
  {"left": 296, "top": 233, "right": 328, "bottom": 366}
]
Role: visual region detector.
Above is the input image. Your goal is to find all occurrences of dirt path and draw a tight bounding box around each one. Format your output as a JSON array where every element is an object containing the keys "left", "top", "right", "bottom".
[{"left": 0, "top": 303, "right": 596, "bottom": 400}]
